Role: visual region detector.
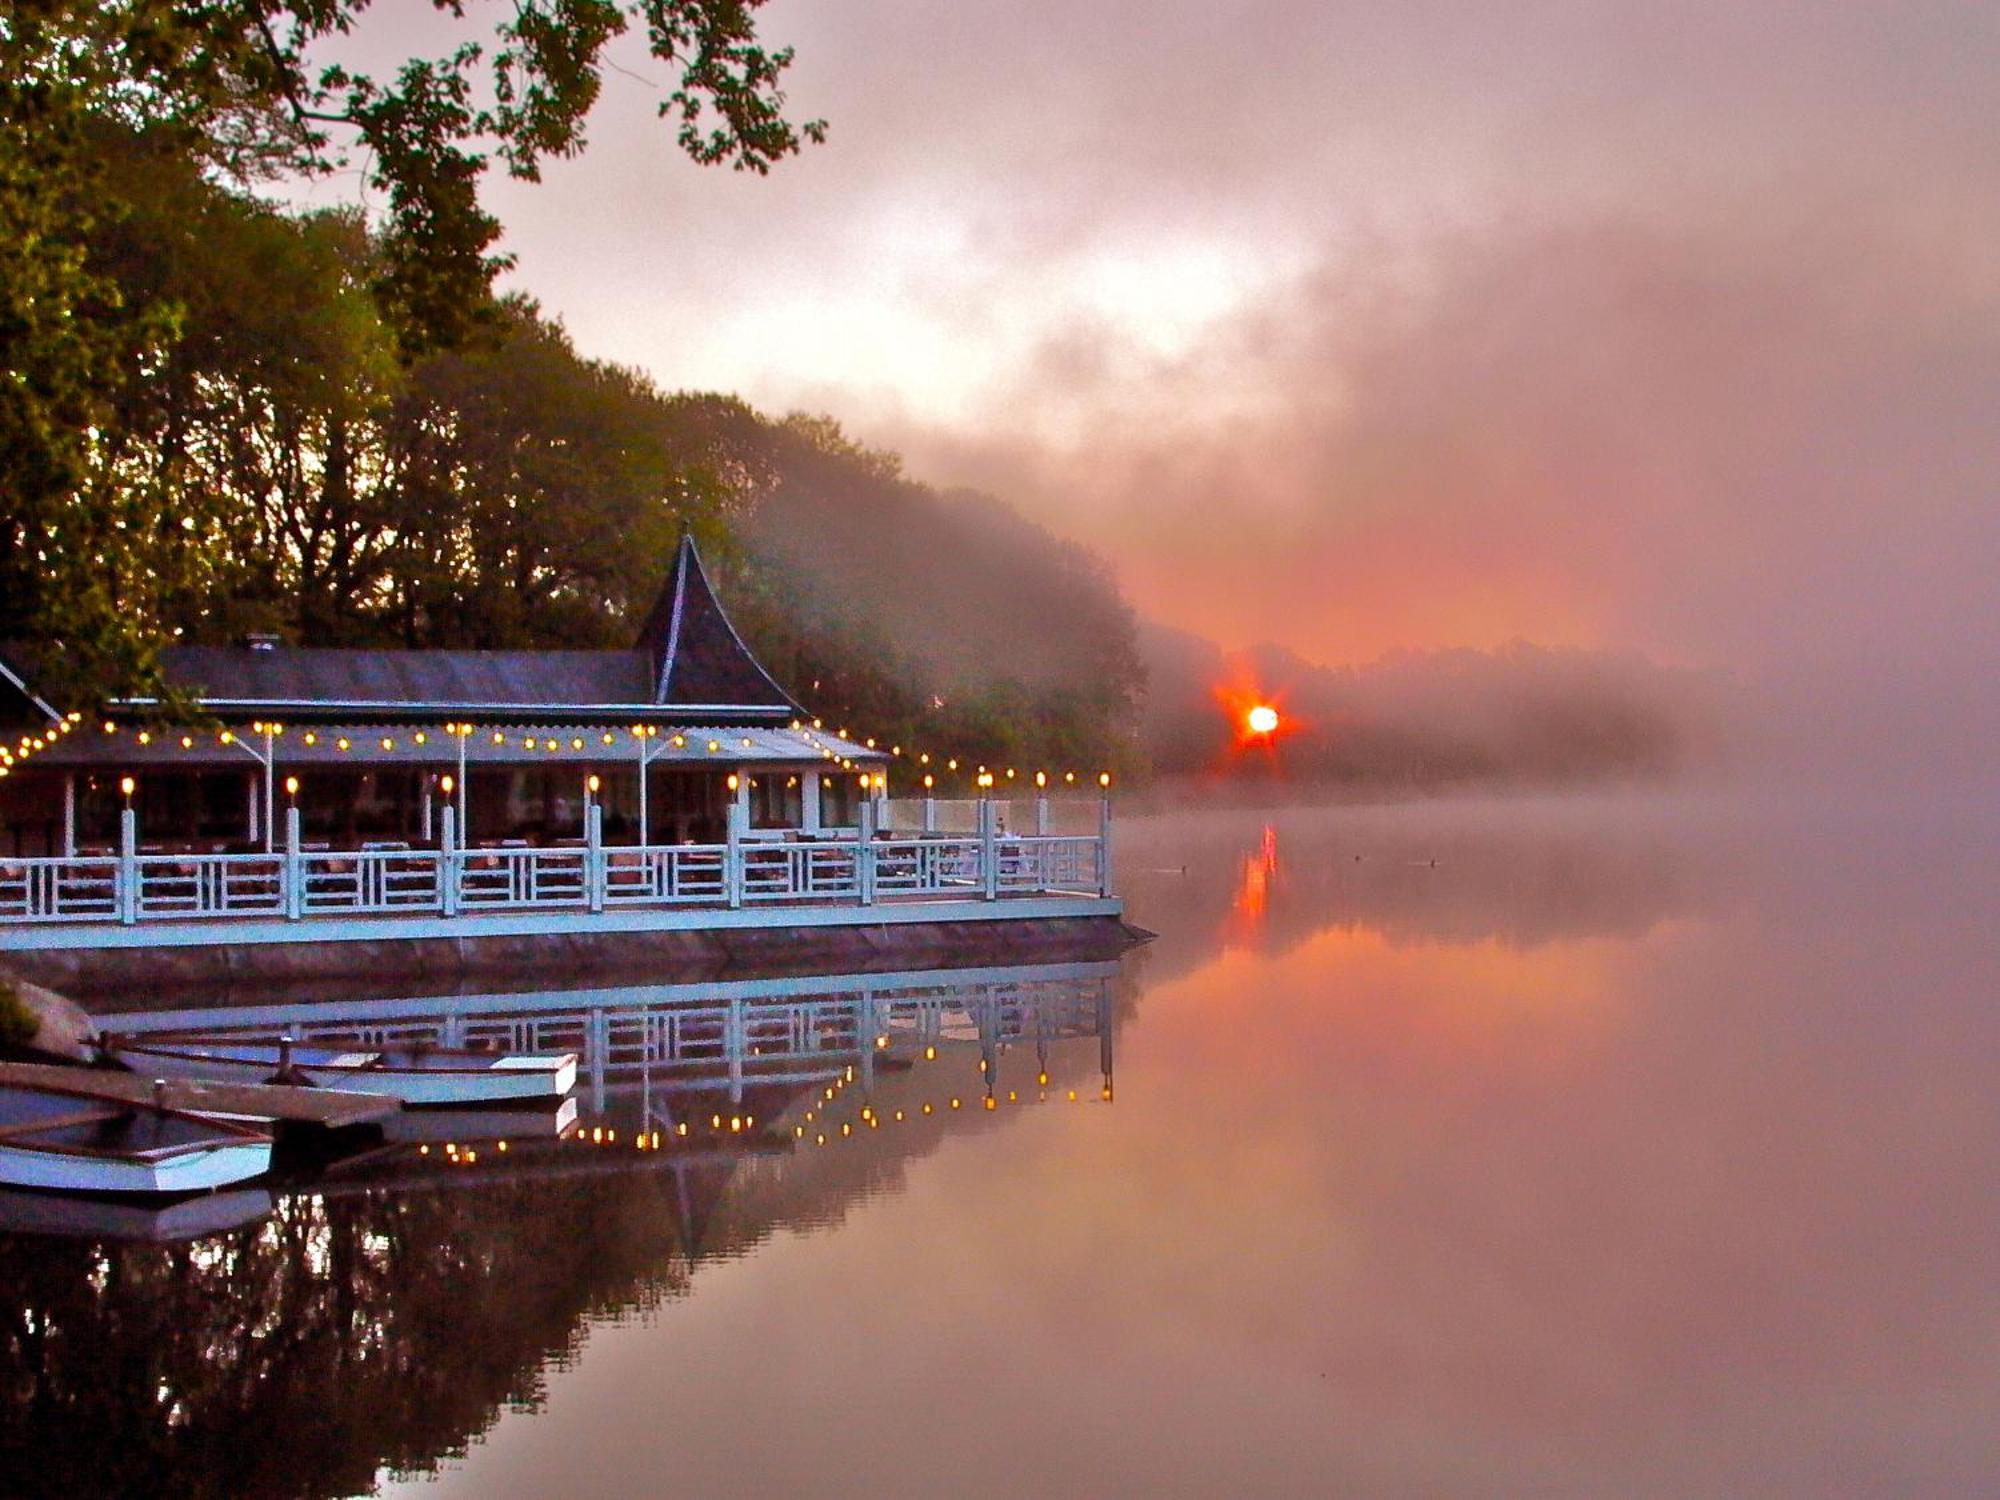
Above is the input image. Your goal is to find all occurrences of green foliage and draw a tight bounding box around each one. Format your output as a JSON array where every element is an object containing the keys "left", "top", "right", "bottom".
[
  {"left": 0, "top": 979, "right": 36, "bottom": 1050},
  {"left": 0, "top": 0, "right": 823, "bottom": 700},
  {"left": 0, "top": 102, "right": 1145, "bottom": 778}
]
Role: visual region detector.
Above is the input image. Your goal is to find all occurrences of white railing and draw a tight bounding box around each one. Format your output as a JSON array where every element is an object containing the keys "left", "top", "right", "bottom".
[
  {"left": 135, "top": 852, "right": 287, "bottom": 919},
  {"left": 456, "top": 847, "right": 587, "bottom": 909},
  {"left": 742, "top": 842, "right": 859, "bottom": 902},
  {"left": 0, "top": 801, "right": 1113, "bottom": 930},
  {"left": 997, "top": 836, "right": 1104, "bottom": 895},
  {"left": 0, "top": 856, "right": 121, "bottom": 922},
  {"left": 601, "top": 845, "right": 729, "bottom": 906},
  {"left": 300, "top": 850, "right": 444, "bottom": 915},
  {"left": 872, "top": 837, "right": 983, "bottom": 896}
]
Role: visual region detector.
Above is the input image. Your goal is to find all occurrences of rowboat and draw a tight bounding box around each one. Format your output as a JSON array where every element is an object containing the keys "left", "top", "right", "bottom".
[
  {"left": 103, "top": 1034, "right": 578, "bottom": 1108},
  {"left": 0, "top": 1081, "right": 274, "bottom": 1196}
]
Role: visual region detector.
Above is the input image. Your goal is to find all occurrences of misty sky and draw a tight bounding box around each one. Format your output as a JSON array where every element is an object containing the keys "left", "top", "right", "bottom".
[{"left": 325, "top": 2, "right": 1997, "bottom": 758}]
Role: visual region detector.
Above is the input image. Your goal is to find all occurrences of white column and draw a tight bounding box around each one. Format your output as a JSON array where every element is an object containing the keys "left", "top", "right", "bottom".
[
  {"left": 636, "top": 736, "right": 649, "bottom": 846},
  {"left": 284, "top": 805, "right": 303, "bottom": 920},
  {"left": 438, "top": 805, "right": 459, "bottom": 918},
  {"left": 802, "top": 771, "right": 822, "bottom": 834},
  {"left": 725, "top": 801, "right": 745, "bottom": 908},
  {"left": 62, "top": 774, "right": 75, "bottom": 857},
  {"left": 586, "top": 802, "right": 605, "bottom": 913},
  {"left": 118, "top": 807, "right": 137, "bottom": 924},
  {"left": 857, "top": 797, "right": 876, "bottom": 906},
  {"left": 981, "top": 798, "right": 999, "bottom": 901},
  {"left": 1098, "top": 795, "right": 1114, "bottom": 897}
]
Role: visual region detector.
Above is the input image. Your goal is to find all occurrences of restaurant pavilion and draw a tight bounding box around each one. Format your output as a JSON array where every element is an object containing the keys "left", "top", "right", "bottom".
[{"left": 0, "top": 535, "right": 889, "bottom": 859}]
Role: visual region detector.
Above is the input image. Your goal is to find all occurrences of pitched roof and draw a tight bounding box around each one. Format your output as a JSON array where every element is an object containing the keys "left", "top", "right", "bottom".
[
  {"left": 636, "top": 534, "right": 800, "bottom": 716},
  {"left": 146, "top": 647, "right": 656, "bottom": 719},
  {"left": 86, "top": 533, "right": 804, "bottom": 726}
]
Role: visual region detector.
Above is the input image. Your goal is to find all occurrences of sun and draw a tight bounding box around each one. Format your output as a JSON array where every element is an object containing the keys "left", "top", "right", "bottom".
[{"left": 1246, "top": 704, "right": 1280, "bottom": 736}]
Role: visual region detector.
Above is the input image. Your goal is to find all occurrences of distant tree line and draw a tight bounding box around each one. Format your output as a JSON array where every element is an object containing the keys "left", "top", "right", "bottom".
[
  {"left": 3, "top": 0, "right": 825, "bottom": 701},
  {"left": 0, "top": 128, "right": 1145, "bottom": 776}
]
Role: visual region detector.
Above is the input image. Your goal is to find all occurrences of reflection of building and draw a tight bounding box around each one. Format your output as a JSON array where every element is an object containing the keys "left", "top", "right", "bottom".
[
  {"left": 105, "top": 959, "right": 1121, "bottom": 1119},
  {"left": 0, "top": 960, "right": 1126, "bottom": 1497},
  {"left": 0, "top": 536, "right": 1117, "bottom": 958}
]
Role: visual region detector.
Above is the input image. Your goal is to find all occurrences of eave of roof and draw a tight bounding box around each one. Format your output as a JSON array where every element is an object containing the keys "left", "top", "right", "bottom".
[{"left": 27, "top": 723, "right": 892, "bottom": 770}]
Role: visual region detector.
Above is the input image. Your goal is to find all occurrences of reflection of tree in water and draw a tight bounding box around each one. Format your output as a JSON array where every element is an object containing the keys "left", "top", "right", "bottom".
[
  {"left": 0, "top": 1040, "right": 1118, "bottom": 1497},
  {"left": 0, "top": 968, "right": 1129, "bottom": 1496},
  {"left": 0, "top": 1173, "right": 708, "bottom": 1498}
]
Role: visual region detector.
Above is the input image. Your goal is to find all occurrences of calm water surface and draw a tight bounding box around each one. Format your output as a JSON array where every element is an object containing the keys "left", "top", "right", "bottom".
[{"left": 3, "top": 796, "right": 1995, "bottom": 1497}]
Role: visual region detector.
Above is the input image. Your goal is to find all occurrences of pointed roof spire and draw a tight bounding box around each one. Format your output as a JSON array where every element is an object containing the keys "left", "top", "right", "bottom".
[{"left": 636, "top": 533, "right": 799, "bottom": 719}]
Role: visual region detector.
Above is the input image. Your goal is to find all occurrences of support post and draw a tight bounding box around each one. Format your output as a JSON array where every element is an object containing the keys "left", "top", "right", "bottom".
[
  {"left": 725, "top": 801, "right": 745, "bottom": 909},
  {"left": 981, "top": 797, "right": 999, "bottom": 901},
  {"left": 857, "top": 797, "right": 876, "bottom": 906},
  {"left": 263, "top": 727, "right": 276, "bottom": 853},
  {"left": 118, "top": 807, "right": 137, "bottom": 924},
  {"left": 1035, "top": 795, "right": 1049, "bottom": 836},
  {"left": 62, "top": 774, "right": 75, "bottom": 857},
  {"left": 637, "top": 736, "right": 649, "bottom": 847},
  {"left": 284, "top": 806, "right": 303, "bottom": 920},
  {"left": 1098, "top": 795, "right": 1114, "bottom": 897},
  {"left": 802, "top": 771, "right": 822, "bottom": 835},
  {"left": 438, "top": 806, "right": 459, "bottom": 918},
  {"left": 456, "top": 730, "right": 469, "bottom": 843},
  {"left": 856, "top": 991, "right": 877, "bottom": 1094},
  {"left": 727, "top": 998, "right": 745, "bottom": 1105},
  {"left": 922, "top": 794, "right": 936, "bottom": 833},
  {"left": 586, "top": 802, "right": 605, "bottom": 913}
]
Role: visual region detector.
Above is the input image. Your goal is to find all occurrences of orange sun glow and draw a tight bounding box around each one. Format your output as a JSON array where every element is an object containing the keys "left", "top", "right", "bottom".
[{"left": 1246, "top": 704, "right": 1280, "bottom": 736}]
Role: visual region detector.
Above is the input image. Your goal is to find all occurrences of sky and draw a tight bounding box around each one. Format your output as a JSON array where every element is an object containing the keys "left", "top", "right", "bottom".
[{"left": 326, "top": 1, "right": 1998, "bottom": 764}]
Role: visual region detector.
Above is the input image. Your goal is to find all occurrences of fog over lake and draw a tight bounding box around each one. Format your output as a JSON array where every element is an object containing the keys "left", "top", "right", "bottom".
[{"left": 343, "top": 792, "right": 1995, "bottom": 1498}]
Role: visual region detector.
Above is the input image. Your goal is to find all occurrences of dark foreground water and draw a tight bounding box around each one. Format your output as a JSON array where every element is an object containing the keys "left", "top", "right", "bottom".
[{"left": 2, "top": 795, "right": 1995, "bottom": 1497}]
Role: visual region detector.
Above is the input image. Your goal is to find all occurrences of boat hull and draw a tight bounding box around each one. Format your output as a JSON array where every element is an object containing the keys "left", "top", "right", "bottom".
[{"left": 0, "top": 1137, "right": 273, "bottom": 1196}]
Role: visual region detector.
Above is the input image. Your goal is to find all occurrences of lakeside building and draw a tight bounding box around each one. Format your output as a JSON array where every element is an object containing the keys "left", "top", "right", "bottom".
[
  {"left": 0, "top": 536, "right": 885, "bottom": 856},
  {"left": 0, "top": 537, "right": 1117, "bottom": 964}
]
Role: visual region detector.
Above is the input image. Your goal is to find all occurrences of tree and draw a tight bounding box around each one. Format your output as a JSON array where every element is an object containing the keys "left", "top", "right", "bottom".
[{"left": 0, "top": 0, "right": 823, "bottom": 701}]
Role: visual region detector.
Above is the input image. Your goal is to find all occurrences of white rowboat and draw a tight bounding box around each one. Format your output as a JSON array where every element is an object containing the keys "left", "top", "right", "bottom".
[{"left": 0, "top": 1082, "right": 274, "bottom": 1196}]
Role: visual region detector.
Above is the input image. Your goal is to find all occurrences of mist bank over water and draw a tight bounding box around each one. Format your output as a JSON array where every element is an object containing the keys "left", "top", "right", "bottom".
[
  {"left": 1137, "top": 621, "right": 1741, "bottom": 792},
  {"left": 1116, "top": 788, "right": 2000, "bottom": 991}
]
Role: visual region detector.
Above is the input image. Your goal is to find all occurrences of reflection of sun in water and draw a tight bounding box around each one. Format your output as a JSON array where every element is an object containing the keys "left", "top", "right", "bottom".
[
  {"left": 1246, "top": 704, "right": 1280, "bottom": 736},
  {"left": 1229, "top": 826, "right": 1280, "bottom": 941}
]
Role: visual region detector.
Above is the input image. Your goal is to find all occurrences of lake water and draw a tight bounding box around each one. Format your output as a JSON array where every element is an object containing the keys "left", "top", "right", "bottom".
[{"left": 3, "top": 796, "right": 1995, "bottom": 1497}]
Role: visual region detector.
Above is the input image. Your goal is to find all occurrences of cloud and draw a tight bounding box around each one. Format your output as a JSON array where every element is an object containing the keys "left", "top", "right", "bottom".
[{"left": 449, "top": 0, "right": 2000, "bottom": 772}]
